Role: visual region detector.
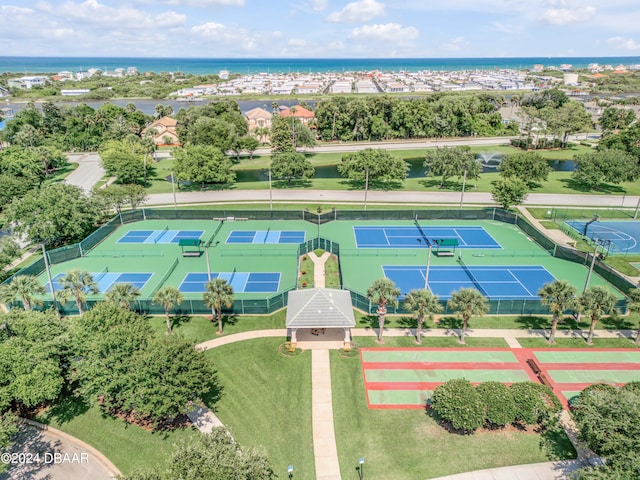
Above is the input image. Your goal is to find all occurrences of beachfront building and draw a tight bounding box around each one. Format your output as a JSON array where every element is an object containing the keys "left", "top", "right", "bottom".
[
  {"left": 330, "top": 80, "right": 353, "bottom": 94},
  {"left": 7, "top": 76, "right": 49, "bottom": 89},
  {"left": 141, "top": 116, "right": 180, "bottom": 146},
  {"left": 355, "top": 80, "right": 378, "bottom": 94}
]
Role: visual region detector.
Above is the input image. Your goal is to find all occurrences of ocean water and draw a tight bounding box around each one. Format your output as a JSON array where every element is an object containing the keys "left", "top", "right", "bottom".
[{"left": 2, "top": 56, "right": 640, "bottom": 75}]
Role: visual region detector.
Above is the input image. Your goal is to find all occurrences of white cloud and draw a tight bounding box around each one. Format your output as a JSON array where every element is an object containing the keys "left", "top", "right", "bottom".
[
  {"left": 328, "top": 0, "right": 385, "bottom": 23},
  {"left": 491, "top": 21, "right": 522, "bottom": 35},
  {"left": 606, "top": 36, "right": 640, "bottom": 50},
  {"left": 538, "top": 6, "right": 596, "bottom": 25},
  {"left": 349, "top": 23, "right": 418, "bottom": 42},
  {"left": 310, "top": 0, "right": 329, "bottom": 11},
  {"left": 440, "top": 36, "right": 467, "bottom": 51},
  {"left": 288, "top": 38, "right": 307, "bottom": 46},
  {"left": 143, "top": 0, "right": 244, "bottom": 5},
  {"left": 1, "top": 5, "right": 34, "bottom": 14}
]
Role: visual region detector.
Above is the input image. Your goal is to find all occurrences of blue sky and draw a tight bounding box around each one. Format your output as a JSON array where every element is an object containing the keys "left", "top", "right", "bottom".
[{"left": 1, "top": 0, "right": 639, "bottom": 58}]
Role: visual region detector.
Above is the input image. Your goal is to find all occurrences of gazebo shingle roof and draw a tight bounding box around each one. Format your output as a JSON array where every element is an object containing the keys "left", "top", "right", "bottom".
[{"left": 286, "top": 288, "right": 355, "bottom": 328}]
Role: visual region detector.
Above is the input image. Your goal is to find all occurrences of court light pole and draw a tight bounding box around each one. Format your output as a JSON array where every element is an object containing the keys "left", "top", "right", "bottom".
[
  {"left": 363, "top": 167, "right": 370, "bottom": 212},
  {"left": 459, "top": 168, "right": 467, "bottom": 210},
  {"left": 417, "top": 239, "right": 432, "bottom": 291},
  {"left": 42, "top": 244, "right": 60, "bottom": 316},
  {"left": 634, "top": 195, "right": 640, "bottom": 219},
  {"left": 170, "top": 170, "right": 177, "bottom": 211},
  {"left": 268, "top": 169, "right": 273, "bottom": 212}
]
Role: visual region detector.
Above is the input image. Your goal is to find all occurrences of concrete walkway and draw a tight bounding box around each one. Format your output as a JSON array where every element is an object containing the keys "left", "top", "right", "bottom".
[
  {"left": 308, "top": 251, "right": 330, "bottom": 288},
  {"left": 311, "top": 349, "right": 342, "bottom": 480},
  {"left": 429, "top": 460, "right": 590, "bottom": 480},
  {"left": 64, "top": 153, "right": 105, "bottom": 193},
  {"left": 185, "top": 403, "right": 225, "bottom": 434}
]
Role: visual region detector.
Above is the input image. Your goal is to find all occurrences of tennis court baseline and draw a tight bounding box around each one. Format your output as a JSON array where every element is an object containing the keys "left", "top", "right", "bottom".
[
  {"left": 226, "top": 230, "right": 305, "bottom": 244},
  {"left": 354, "top": 225, "right": 500, "bottom": 249},
  {"left": 45, "top": 272, "right": 153, "bottom": 293},
  {"left": 383, "top": 265, "right": 555, "bottom": 299},
  {"left": 178, "top": 272, "right": 281, "bottom": 293},
  {"left": 117, "top": 229, "right": 204, "bottom": 244},
  {"left": 565, "top": 220, "right": 640, "bottom": 253}
]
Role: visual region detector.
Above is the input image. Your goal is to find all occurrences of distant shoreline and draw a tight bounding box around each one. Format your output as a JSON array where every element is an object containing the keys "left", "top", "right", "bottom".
[{"left": 2, "top": 56, "right": 640, "bottom": 75}]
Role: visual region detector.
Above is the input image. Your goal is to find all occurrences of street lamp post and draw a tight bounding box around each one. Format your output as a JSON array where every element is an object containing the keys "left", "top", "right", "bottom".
[
  {"left": 363, "top": 167, "right": 370, "bottom": 212},
  {"left": 459, "top": 168, "right": 467, "bottom": 210},
  {"left": 170, "top": 170, "right": 177, "bottom": 211},
  {"left": 268, "top": 169, "right": 273, "bottom": 212},
  {"left": 287, "top": 465, "right": 293, "bottom": 479},
  {"left": 358, "top": 457, "right": 365, "bottom": 480}
]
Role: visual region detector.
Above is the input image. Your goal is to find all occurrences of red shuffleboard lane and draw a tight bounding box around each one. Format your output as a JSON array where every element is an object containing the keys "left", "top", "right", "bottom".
[
  {"left": 366, "top": 382, "right": 524, "bottom": 390},
  {"left": 535, "top": 363, "right": 640, "bottom": 371},
  {"left": 362, "top": 361, "right": 525, "bottom": 370}
]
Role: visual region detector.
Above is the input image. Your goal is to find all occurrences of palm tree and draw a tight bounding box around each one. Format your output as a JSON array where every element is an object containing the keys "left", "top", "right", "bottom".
[
  {"left": 627, "top": 289, "right": 640, "bottom": 345},
  {"left": 447, "top": 288, "right": 489, "bottom": 344},
  {"left": 538, "top": 280, "right": 577, "bottom": 344},
  {"left": 579, "top": 286, "right": 618, "bottom": 344},
  {"left": 105, "top": 283, "right": 140, "bottom": 311},
  {"left": 153, "top": 286, "right": 184, "bottom": 334},
  {"left": 203, "top": 278, "right": 234, "bottom": 334},
  {"left": 57, "top": 270, "right": 98, "bottom": 315},
  {"left": 366, "top": 278, "right": 400, "bottom": 342},
  {"left": 0, "top": 275, "right": 45, "bottom": 311},
  {"left": 403, "top": 289, "right": 442, "bottom": 344}
]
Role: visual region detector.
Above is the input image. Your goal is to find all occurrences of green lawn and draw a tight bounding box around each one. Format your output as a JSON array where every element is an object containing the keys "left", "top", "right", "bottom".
[
  {"left": 353, "top": 336, "right": 510, "bottom": 348},
  {"left": 330, "top": 350, "right": 576, "bottom": 480},
  {"left": 35, "top": 398, "right": 199, "bottom": 475},
  {"left": 203, "top": 338, "right": 315, "bottom": 480},
  {"left": 324, "top": 253, "right": 341, "bottom": 288},
  {"left": 147, "top": 311, "right": 286, "bottom": 344},
  {"left": 298, "top": 253, "right": 314, "bottom": 288}
]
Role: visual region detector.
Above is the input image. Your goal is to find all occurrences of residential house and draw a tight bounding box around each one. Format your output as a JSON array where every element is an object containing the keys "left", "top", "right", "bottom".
[
  {"left": 244, "top": 107, "right": 272, "bottom": 130},
  {"left": 141, "top": 116, "right": 180, "bottom": 146},
  {"left": 279, "top": 105, "right": 315, "bottom": 125}
]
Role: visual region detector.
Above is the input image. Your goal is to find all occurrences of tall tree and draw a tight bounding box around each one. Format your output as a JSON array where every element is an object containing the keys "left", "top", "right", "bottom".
[
  {"left": 366, "top": 278, "right": 400, "bottom": 342},
  {"left": 99, "top": 139, "right": 147, "bottom": 185},
  {"left": 105, "top": 283, "right": 140, "bottom": 311},
  {"left": 572, "top": 149, "right": 639, "bottom": 191},
  {"left": 338, "top": 148, "right": 409, "bottom": 186},
  {"left": 491, "top": 177, "right": 529, "bottom": 210},
  {"left": 270, "top": 151, "right": 315, "bottom": 185},
  {"left": 57, "top": 270, "right": 98, "bottom": 315},
  {"left": 173, "top": 145, "right": 235, "bottom": 189},
  {"left": 403, "top": 289, "right": 443, "bottom": 344},
  {"left": 0, "top": 237, "right": 21, "bottom": 271},
  {"left": 447, "top": 288, "right": 489, "bottom": 344},
  {"left": 537, "top": 280, "right": 577, "bottom": 344},
  {"left": 269, "top": 114, "right": 295, "bottom": 153},
  {"left": 203, "top": 278, "right": 234, "bottom": 334},
  {"left": 498, "top": 152, "right": 550, "bottom": 186},
  {"left": 579, "top": 286, "right": 618, "bottom": 344},
  {"left": 424, "top": 146, "right": 481, "bottom": 188},
  {"left": 152, "top": 286, "right": 184, "bottom": 334},
  {"left": 0, "top": 275, "right": 46, "bottom": 311},
  {"left": 625, "top": 289, "right": 640, "bottom": 346}
]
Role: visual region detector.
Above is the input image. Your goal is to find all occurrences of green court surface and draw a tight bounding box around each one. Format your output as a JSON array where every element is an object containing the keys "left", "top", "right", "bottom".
[
  {"left": 36, "top": 219, "right": 318, "bottom": 300},
  {"left": 547, "top": 370, "right": 640, "bottom": 384},
  {"left": 534, "top": 351, "right": 640, "bottom": 364},
  {"left": 367, "top": 389, "right": 434, "bottom": 406},
  {"left": 320, "top": 219, "right": 623, "bottom": 299},
  {"left": 361, "top": 350, "right": 517, "bottom": 363},
  {"left": 365, "top": 369, "right": 530, "bottom": 383}
]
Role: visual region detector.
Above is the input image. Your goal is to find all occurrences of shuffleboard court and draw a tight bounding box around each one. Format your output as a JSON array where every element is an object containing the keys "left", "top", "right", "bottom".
[
  {"left": 383, "top": 265, "right": 555, "bottom": 299},
  {"left": 361, "top": 350, "right": 518, "bottom": 363},
  {"left": 45, "top": 272, "right": 153, "bottom": 293},
  {"left": 534, "top": 351, "right": 640, "bottom": 364},
  {"left": 360, "top": 347, "right": 535, "bottom": 409},
  {"left": 547, "top": 370, "right": 640, "bottom": 384},
  {"left": 353, "top": 225, "right": 500, "bottom": 249},
  {"left": 365, "top": 369, "right": 530, "bottom": 383},
  {"left": 118, "top": 229, "right": 204, "bottom": 244},
  {"left": 565, "top": 220, "right": 640, "bottom": 254},
  {"left": 178, "top": 272, "right": 281, "bottom": 293},
  {"left": 226, "top": 230, "right": 306, "bottom": 244}
]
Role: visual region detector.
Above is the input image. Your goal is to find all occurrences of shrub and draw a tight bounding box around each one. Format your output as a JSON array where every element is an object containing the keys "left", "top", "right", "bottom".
[
  {"left": 432, "top": 379, "right": 484, "bottom": 433},
  {"left": 510, "top": 382, "right": 561, "bottom": 425},
  {"left": 622, "top": 382, "right": 640, "bottom": 395},
  {"left": 476, "top": 382, "right": 517, "bottom": 427},
  {"left": 301, "top": 270, "right": 307, "bottom": 275}
]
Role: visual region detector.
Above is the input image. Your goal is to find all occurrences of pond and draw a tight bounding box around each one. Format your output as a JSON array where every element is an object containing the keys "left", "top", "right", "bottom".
[{"left": 234, "top": 154, "right": 576, "bottom": 183}]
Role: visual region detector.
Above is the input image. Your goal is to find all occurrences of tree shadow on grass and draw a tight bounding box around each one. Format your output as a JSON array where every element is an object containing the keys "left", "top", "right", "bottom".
[
  {"left": 222, "top": 314, "right": 239, "bottom": 329},
  {"left": 358, "top": 315, "right": 378, "bottom": 329},
  {"left": 200, "top": 377, "right": 224, "bottom": 412},
  {"left": 515, "top": 316, "right": 551, "bottom": 330},
  {"left": 339, "top": 179, "right": 405, "bottom": 191},
  {"left": 42, "top": 393, "right": 90, "bottom": 425},
  {"left": 397, "top": 316, "right": 417, "bottom": 329},
  {"left": 273, "top": 179, "right": 313, "bottom": 189},
  {"left": 600, "top": 313, "right": 635, "bottom": 330},
  {"left": 559, "top": 178, "right": 626, "bottom": 194},
  {"left": 436, "top": 316, "right": 462, "bottom": 329},
  {"left": 175, "top": 182, "right": 237, "bottom": 192},
  {"left": 170, "top": 315, "right": 192, "bottom": 330}
]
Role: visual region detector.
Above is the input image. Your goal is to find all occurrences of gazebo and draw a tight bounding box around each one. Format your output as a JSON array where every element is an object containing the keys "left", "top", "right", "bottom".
[{"left": 286, "top": 288, "right": 356, "bottom": 347}]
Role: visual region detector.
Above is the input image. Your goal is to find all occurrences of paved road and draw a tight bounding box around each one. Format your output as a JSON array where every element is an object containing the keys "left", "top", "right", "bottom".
[
  {"left": 65, "top": 153, "right": 105, "bottom": 193},
  {"left": 0, "top": 423, "right": 117, "bottom": 480},
  {"left": 146, "top": 188, "right": 639, "bottom": 208}
]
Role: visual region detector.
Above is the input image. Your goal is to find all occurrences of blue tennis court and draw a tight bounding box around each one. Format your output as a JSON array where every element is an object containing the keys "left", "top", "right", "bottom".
[
  {"left": 226, "top": 230, "right": 306, "bottom": 244},
  {"left": 382, "top": 265, "right": 555, "bottom": 299},
  {"left": 117, "top": 230, "right": 204, "bottom": 244},
  {"left": 178, "top": 272, "right": 281, "bottom": 293},
  {"left": 45, "top": 272, "right": 153, "bottom": 293},
  {"left": 565, "top": 220, "right": 640, "bottom": 253},
  {"left": 354, "top": 226, "right": 500, "bottom": 249}
]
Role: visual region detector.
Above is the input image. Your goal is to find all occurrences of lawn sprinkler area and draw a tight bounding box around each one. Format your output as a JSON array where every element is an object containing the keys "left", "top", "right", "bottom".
[{"left": 360, "top": 347, "right": 640, "bottom": 409}]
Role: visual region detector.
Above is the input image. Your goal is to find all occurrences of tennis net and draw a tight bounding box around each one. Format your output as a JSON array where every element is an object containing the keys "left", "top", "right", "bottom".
[
  {"left": 457, "top": 256, "right": 487, "bottom": 297},
  {"left": 154, "top": 225, "right": 170, "bottom": 244},
  {"left": 94, "top": 266, "right": 109, "bottom": 282},
  {"left": 414, "top": 219, "right": 430, "bottom": 246}
]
